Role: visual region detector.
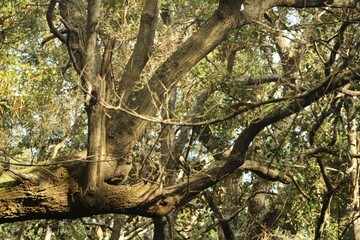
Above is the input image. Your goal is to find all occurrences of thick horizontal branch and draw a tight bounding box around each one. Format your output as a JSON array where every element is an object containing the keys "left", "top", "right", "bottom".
[
  {"left": 0, "top": 169, "right": 164, "bottom": 222},
  {"left": 271, "top": 0, "right": 325, "bottom": 8},
  {"left": 299, "top": 146, "right": 339, "bottom": 159},
  {"left": 242, "top": 75, "right": 281, "bottom": 85}
]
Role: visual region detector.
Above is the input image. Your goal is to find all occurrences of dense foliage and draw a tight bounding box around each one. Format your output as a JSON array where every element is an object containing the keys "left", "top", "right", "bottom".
[{"left": 0, "top": 0, "right": 360, "bottom": 239}]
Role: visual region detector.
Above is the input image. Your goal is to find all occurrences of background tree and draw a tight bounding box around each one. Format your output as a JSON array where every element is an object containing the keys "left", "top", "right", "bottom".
[{"left": 0, "top": 0, "right": 360, "bottom": 239}]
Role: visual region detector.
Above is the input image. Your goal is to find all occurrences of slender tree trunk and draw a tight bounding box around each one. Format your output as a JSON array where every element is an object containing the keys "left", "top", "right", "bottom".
[
  {"left": 314, "top": 190, "right": 334, "bottom": 240},
  {"left": 110, "top": 214, "right": 126, "bottom": 240},
  {"left": 83, "top": 0, "right": 106, "bottom": 193},
  {"left": 153, "top": 217, "right": 167, "bottom": 240},
  {"left": 346, "top": 97, "right": 360, "bottom": 239}
]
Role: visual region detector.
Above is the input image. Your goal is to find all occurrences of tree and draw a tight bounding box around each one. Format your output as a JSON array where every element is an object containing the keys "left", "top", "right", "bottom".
[{"left": 0, "top": 0, "right": 360, "bottom": 239}]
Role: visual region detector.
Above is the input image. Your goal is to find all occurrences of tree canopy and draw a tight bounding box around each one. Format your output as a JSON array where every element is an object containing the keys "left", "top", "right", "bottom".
[{"left": 0, "top": 0, "right": 360, "bottom": 239}]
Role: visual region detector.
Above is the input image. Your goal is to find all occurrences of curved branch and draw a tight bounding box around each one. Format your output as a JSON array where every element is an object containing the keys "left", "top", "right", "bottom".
[
  {"left": 240, "top": 161, "right": 292, "bottom": 184},
  {"left": 299, "top": 147, "right": 339, "bottom": 162},
  {"left": 324, "top": 20, "right": 350, "bottom": 76},
  {"left": 46, "top": 0, "right": 66, "bottom": 44}
]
